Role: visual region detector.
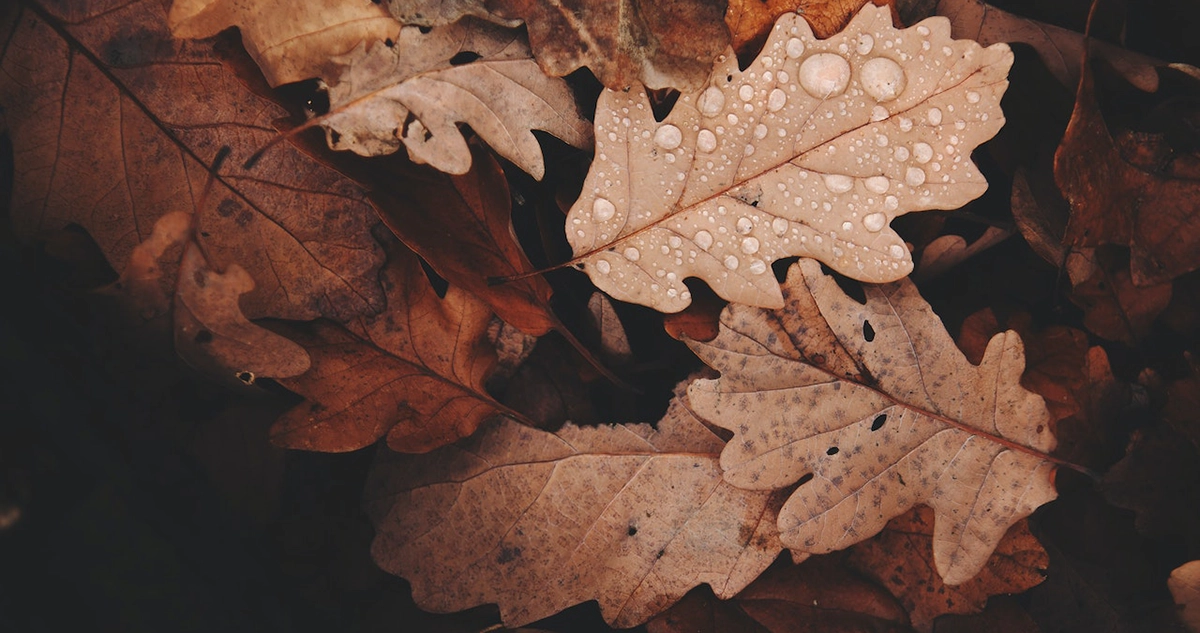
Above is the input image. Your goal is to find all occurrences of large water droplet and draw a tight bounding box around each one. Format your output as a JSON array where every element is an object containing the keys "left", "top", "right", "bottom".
[
  {"left": 857, "top": 34, "right": 875, "bottom": 55},
  {"left": 748, "top": 259, "right": 767, "bottom": 275},
  {"left": 695, "top": 230, "right": 714, "bottom": 250},
  {"left": 593, "top": 198, "right": 615, "bottom": 221},
  {"left": 913, "top": 142, "right": 933, "bottom": 163},
  {"left": 786, "top": 37, "right": 805, "bottom": 58},
  {"left": 823, "top": 174, "right": 854, "bottom": 193},
  {"left": 736, "top": 217, "right": 753, "bottom": 234},
  {"left": 884, "top": 195, "right": 899, "bottom": 210},
  {"left": 741, "top": 237, "right": 760, "bottom": 254},
  {"left": 772, "top": 217, "right": 789, "bottom": 235},
  {"left": 595, "top": 260, "right": 611, "bottom": 274},
  {"left": 623, "top": 247, "right": 641, "bottom": 261},
  {"left": 724, "top": 255, "right": 740, "bottom": 270},
  {"left": 860, "top": 57, "right": 906, "bottom": 102},
  {"left": 799, "top": 53, "right": 851, "bottom": 99},
  {"left": 905, "top": 166, "right": 926, "bottom": 186},
  {"left": 890, "top": 244, "right": 907, "bottom": 259},
  {"left": 966, "top": 91, "right": 981, "bottom": 104},
  {"left": 668, "top": 235, "right": 682, "bottom": 249},
  {"left": 654, "top": 124, "right": 682, "bottom": 150},
  {"left": 864, "top": 175, "right": 890, "bottom": 194},
  {"left": 927, "top": 107, "right": 943, "bottom": 125},
  {"left": 699, "top": 87, "right": 726, "bottom": 117},
  {"left": 767, "top": 88, "right": 787, "bottom": 112},
  {"left": 739, "top": 84, "right": 755, "bottom": 101},
  {"left": 870, "top": 105, "right": 888, "bottom": 121},
  {"left": 894, "top": 146, "right": 910, "bottom": 161},
  {"left": 697, "top": 129, "right": 717, "bottom": 153},
  {"left": 863, "top": 212, "right": 886, "bottom": 232},
  {"left": 754, "top": 123, "right": 769, "bottom": 139},
  {"left": 898, "top": 117, "right": 913, "bottom": 132}
]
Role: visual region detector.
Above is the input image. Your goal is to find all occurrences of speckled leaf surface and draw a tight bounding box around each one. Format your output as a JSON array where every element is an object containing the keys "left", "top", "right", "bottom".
[
  {"left": 686, "top": 259, "right": 1058, "bottom": 585},
  {"left": 364, "top": 386, "right": 785, "bottom": 628},
  {"left": 567, "top": 5, "right": 1011, "bottom": 312}
]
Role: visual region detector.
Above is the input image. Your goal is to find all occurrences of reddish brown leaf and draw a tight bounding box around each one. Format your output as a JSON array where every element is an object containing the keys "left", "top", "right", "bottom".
[
  {"left": 1103, "top": 425, "right": 1200, "bottom": 545},
  {"left": 848, "top": 507, "right": 1048, "bottom": 632},
  {"left": 0, "top": 0, "right": 385, "bottom": 321},
  {"left": 663, "top": 283, "right": 727, "bottom": 343},
  {"left": 1055, "top": 57, "right": 1200, "bottom": 284},
  {"left": 268, "top": 241, "right": 504, "bottom": 453},
  {"left": 647, "top": 556, "right": 910, "bottom": 633},
  {"left": 725, "top": 0, "right": 899, "bottom": 56},
  {"left": 1067, "top": 247, "right": 1172, "bottom": 345}
]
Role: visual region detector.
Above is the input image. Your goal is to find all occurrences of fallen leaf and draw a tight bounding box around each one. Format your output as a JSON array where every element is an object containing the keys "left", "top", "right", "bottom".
[
  {"left": 103, "top": 211, "right": 195, "bottom": 321},
  {"left": 1103, "top": 425, "right": 1200, "bottom": 546},
  {"left": 1165, "top": 370, "right": 1200, "bottom": 451},
  {"left": 1010, "top": 167, "right": 1069, "bottom": 268},
  {"left": 384, "top": 0, "right": 730, "bottom": 91},
  {"left": 663, "top": 283, "right": 727, "bottom": 343},
  {"left": 364, "top": 385, "right": 786, "bottom": 628},
  {"left": 687, "top": 259, "right": 1058, "bottom": 585},
  {"left": 1170, "top": 561, "right": 1200, "bottom": 633},
  {"left": 567, "top": 6, "right": 1011, "bottom": 312},
  {"left": 1067, "top": 247, "right": 1172, "bottom": 345},
  {"left": 936, "top": 0, "right": 1165, "bottom": 93},
  {"left": 173, "top": 242, "right": 311, "bottom": 384},
  {"left": 168, "top": 0, "right": 400, "bottom": 86},
  {"left": 646, "top": 556, "right": 910, "bottom": 633},
  {"left": 587, "top": 293, "right": 633, "bottom": 364},
  {"left": 267, "top": 239, "right": 504, "bottom": 453},
  {"left": 848, "top": 506, "right": 1048, "bottom": 632},
  {"left": 914, "top": 225, "right": 1013, "bottom": 281},
  {"left": 1055, "top": 52, "right": 1200, "bottom": 285},
  {"left": 0, "top": 0, "right": 385, "bottom": 321},
  {"left": 726, "top": 0, "right": 899, "bottom": 56},
  {"left": 320, "top": 19, "right": 593, "bottom": 179}
]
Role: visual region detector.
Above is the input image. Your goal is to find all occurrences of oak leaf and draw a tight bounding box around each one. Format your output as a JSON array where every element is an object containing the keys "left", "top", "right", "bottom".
[
  {"left": 267, "top": 239, "right": 505, "bottom": 453},
  {"left": 320, "top": 18, "right": 592, "bottom": 179},
  {"left": 364, "top": 386, "right": 786, "bottom": 627},
  {"left": 726, "top": 0, "right": 898, "bottom": 55},
  {"left": 384, "top": 0, "right": 729, "bottom": 91},
  {"left": 168, "top": 0, "right": 401, "bottom": 86},
  {"left": 1170, "top": 561, "right": 1200, "bottom": 632},
  {"left": 848, "top": 507, "right": 1048, "bottom": 632},
  {"left": 0, "top": 0, "right": 385, "bottom": 321},
  {"left": 686, "top": 259, "right": 1058, "bottom": 585},
  {"left": 567, "top": 6, "right": 1011, "bottom": 312}
]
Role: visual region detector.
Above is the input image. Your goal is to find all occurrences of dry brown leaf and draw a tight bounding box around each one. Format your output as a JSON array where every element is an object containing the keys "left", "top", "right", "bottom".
[
  {"left": 936, "top": 0, "right": 1165, "bottom": 93},
  {"left": 364, "top": 386, "right": 786, "bottom": 628},
  {"left": 1170, "top": 561, "right": 1200, "bottom": 633},
  {"left": 267, "top": 240, "right": 503, "bottom": 453},
  {"left": 0, "top": 0, "right": 385, "bottom": 322},
  {"left": 1067, "top": 247, "right": 1172, "bottom": 345},
  {"left": 686, "top": 259, "right": 1057, "bottom": 585},
  {"left": 914, "top": 225, "right": 1012, "bottom": 281},
  {"left": 320, "top": 19, "right": 592, "bottom": 179},
  {"left": 168, "top": 0, "right": 400, "bottom": 86},
  {"left": 726, "top": 0, "right": 899, "bottom": 56},
  {"left": 173, "top": 242, "right": 311, "bottom": 384},
  {"left": 587, "top": 293, "right": 634, "bottom": 364},
  {"left": 104, "top": 211, "right": 195, "bottom": 321},
  {"left": 646, "top": 556, "right": 910, "bottom": 633},
  {"left": 567, "top": 6, "right": 1011, "bottom": 312},
  {"left": 385, "top": 0, "right": 729, "bottom": 91},
  {"left": 848, "top": 507, "right": 1048, "bottom": 632}
]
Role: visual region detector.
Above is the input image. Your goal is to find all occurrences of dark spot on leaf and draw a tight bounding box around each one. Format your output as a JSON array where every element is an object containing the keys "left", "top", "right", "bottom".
[
  {"left": 450, "top": 51, "right": 481, "bottom": 65},
  {"left": 798, "top": 472, "right": 814, "bottom": 485},
  {"left": 871, "top": 414, "right": 887, "bottom": 431},
  {"left": 898, "top": 474, "right": 907, "bottom": 486},
  {"left": 193, "top": 270, "right": 206, "bottom": 287},
  {"left": 1036, "top": 424, "right": 1044, "bottom": 433},
  {"left": 496, "top": 546, "right": 521, "bottom": 564},
  {"left": 827, "top": 446, "right": 839, "bottom": 455},
  {"left": 417, "top": 25, "right": 432, "bottom": 34},
  {"left": 217, "top": 199, "right": 238, "bottom": 217},
  {"left": 627, "top": 524, "right": 638, "bottom": 536},
  {"left": 384, "top": 38, "right": 394, "bottom": 48},
  {"left": 236, "top": 210, "right": 254, "bottom": 227},
  {"left": 656, "top": 549, "right": 665, "bottom": 559},
  {"left": 863, "top": 319, "right": 875, "bottom": 342},
  {"left": 194, "top": 330, "right": 213, "bottom": 344},
  {"left": 812, "top": 353, "right": 826, "bottom": 365}
]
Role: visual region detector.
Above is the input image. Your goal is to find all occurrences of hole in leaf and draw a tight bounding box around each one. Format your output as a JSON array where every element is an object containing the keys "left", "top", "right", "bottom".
[
  {"left": 862, "top": 320, "right": 875, "bottom": 342},
  {"left": 417, "top": 25, "right": 432, "bottom": 34},
  {"left": 384, "top": 38, "right": 394, "bottom": 48},
  {"left": 798, "top": 473, "right": 814, "bottom": 485},
  {"left": 627, "top": 524, "right": 638, "bottom": 536},
  {"left": 871, "top": 414, "right": 887, "bottom": 431},
  {"left": 449, "top": 51, "right": 481, "bottom": 65},
  {"left": 236, "top": 371, "right": 255, "bottom": 385},
  {"left": 826, "top": 446, "right": 839, "bottom": 455},
  {"left": 194, "top": 330, "right": 213, "bottom": 344},
  {"left": 329, "top": 130, "right": 341, "bottom": 145}
]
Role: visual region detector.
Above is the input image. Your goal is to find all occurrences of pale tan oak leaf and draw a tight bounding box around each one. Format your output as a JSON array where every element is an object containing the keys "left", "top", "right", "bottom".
[
  {"left": 364, "top": 384, "right": 786, "bottom": 628},
  {"left": 567, "top": 5, "right": 1010, "bottom": 312},
  {"left": 321, "top": 19, "right": 592, "bottom": 180},
  {"left": 686, "top": 259, "right": 1058, "bottom": 585}
]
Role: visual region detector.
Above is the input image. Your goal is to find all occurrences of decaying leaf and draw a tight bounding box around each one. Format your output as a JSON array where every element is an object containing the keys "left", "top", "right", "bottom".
[
  {"left": 1056, "top": 53, "right": 1200, "bottom": 285},
  {"left": 914, "top": 225, "right": 1012, "bottom": 281},
  {"left": 567, "top": 6, "right": 1011, "bottom": 312},
  {"left": 587, "top": 293, "right": 633, "bottom": 364},
  {"left": 1170, "top": 560, "right": 1200, "bottom": 632},
  {"left": 647, "top": 556, "right": 909, "bottom": 633},
  {"left": 1067, "top": 247, "right": 1172, "bottom": 345},
  {"left": 936, "top": 0, "right": 1166, "bottom": 93},
  {"left": 687, "top": 259, "right": 1057, "bottom": 585},
  {"left": 267, "top": 240, "right": 503, "bottom": 453},
  {"left": 168, "top": 0, "right": 400, "bottom": 86},
  {"left": 0, "top": 0, "right": 385, "bottom": 321},
  {"left": 726, "top": 0, "right": 898, "bottom": 55},
  {"left": 384, "top": 0, "right": 730, "bottom": 91},
  {"left": 848, "top": 507, "right": 1048, "bottom": 632},
  {"left": 320, "top": 19, "right": 592, "bottom": 179},
  {"left": 364, "top": 386, "right": 786, "bottom": 628}
]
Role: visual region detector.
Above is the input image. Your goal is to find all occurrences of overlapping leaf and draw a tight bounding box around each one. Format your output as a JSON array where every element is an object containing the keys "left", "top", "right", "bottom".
[
  {"left": 566, "top": 5, "right": 1011, "bottom": 312},
  {"left": 686, "top": 259, "right": 1058, "bottom": 585},
  {"left": 364, "top": 386, "right": 786, "bottom": 628}
]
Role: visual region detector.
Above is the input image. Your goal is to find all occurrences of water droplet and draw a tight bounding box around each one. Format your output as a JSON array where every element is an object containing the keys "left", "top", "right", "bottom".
[
  {"left": 786, "top": 37, "right": 805, "bottom": 58},
  {"left": 654, "top": 124, "right": 682, "bottom": 149},
  {"left": 695, "top": 230, "right": 713, "bottom": 250},
  {"left": 841, "top": 221, "right": 853, "bottom": 232},
  {"left": 754, "top": 123, "right": 768, "bottom": 139},
  {"left": 748, "top": 259, "right": 767, "bottom": 275},
  {"left": 699, "top": 87, "right": 725, "bottom": 117},
  {"left": 772, "top": 217, "right": 789, "bottom": 235},
  {"left": 905, "top": 166, "right": 926, "bottom": 186},
  {"left": 871, "top": 105, "right": 888, "bottom": 121},
  {"left": 884, "top": 195, "right": 899, "bottom": 210},
  {"left": 927, "top": 107, "right": 943, "bottom": 125},
  {"left": 668, "top": 235, "right": 682, "bottom": 248},
  {"left": 876, "top": 134, "right": 889, "bottom": 147},
  {"left": 595, "top": 260, "right": 611, "bottom": 274},
  {"left": 913, "top": 142, "right": 933, "bottom": 163},
  {"left": 894, "top": 146, "right": 910, "bottom": 161},
  {"left": 857, "top": 34, "right": 875, "bottom": 55},
  {"left": 917, "top": 25, "right": 930, "bottom": 36},
  {"left": 724, "top": 255, "right": 740, "bottom": 270},
  {"left": 863, "top": 212, "right": 886, "bottom": 232},
  {"left": 966, "top": 91, "right": 981, "bottom": 104},
  {"left": 890, "top": 244, "right": 907, "bottom": 258},
  {"left": 741, "top": 237, "right": 760, "bottom": 254},
  {"left": 860, "top": 57, "right": 906, "bottom": 102},
  {"left": 799, "top": 53, "right": 851, "bottom": 99},
  {"left": 593, "top": 198, "right": 615, "bottom": 221},
  {"left": 865, "top": 175, "right": 890, "bottom": 194},
  {"left": 736, "top": 217, "right": 753, "bottom": 234},
  {"left": 623, "top": 247, "right": 640, "bottom": 261},
  {"left": 739, "top": 84, "right": 755, "bottom": 101},
  {"left": 823, "top": 174, "right": 854, "bottom": 193},
  {"left": 767, "top": 88, "right": 787, "bottom": 112},
  {"left": 898, "top": 117, "right": 913, "bottom": 132},
  {"left": 696, "top": 129, "right": 718, "bottom": 153}
]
